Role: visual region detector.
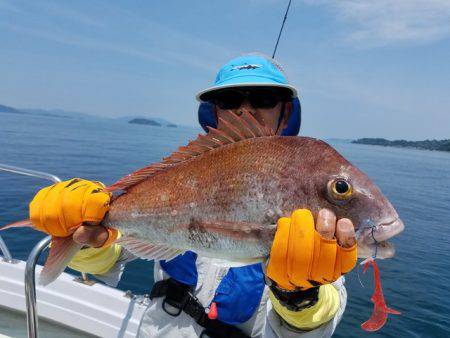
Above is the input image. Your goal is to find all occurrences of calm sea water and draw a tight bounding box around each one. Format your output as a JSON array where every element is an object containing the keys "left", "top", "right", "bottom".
[{"left": 0, "top": 112, "right": 449, "bottom": 337}]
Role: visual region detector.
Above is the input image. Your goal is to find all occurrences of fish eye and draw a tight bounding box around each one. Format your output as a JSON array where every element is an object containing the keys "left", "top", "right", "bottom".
[{"left": 328, "top": 179, "right": 353, "bottom": 200}]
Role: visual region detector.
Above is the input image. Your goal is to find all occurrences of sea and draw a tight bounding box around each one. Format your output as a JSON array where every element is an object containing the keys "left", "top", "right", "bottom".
[{"left": 0, "top": 112, "right": 449, "bottom": 337}]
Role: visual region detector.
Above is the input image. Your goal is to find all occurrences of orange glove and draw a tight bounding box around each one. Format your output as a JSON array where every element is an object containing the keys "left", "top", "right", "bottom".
[
  {"left": 29, "top": 178, "right": 117, "bottom": 246},
  {"left": 266, "top": 209, "right": 357, "bottom": 291}
]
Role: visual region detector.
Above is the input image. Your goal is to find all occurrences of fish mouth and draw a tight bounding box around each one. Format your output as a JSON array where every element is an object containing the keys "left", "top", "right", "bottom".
[
  {"left": 357, "top": 240, "right": 396, "bottom": 259},
  {"left": 358, "top": 218, "right": 404, "bottom": 244},
  {"left": 357, "top": 218, "right": 404, "bottom": 259}
]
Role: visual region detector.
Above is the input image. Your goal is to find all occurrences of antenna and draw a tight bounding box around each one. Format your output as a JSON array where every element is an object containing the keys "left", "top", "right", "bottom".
[{"left": 272, "top": 0, "right": 292, "bottom": 59}]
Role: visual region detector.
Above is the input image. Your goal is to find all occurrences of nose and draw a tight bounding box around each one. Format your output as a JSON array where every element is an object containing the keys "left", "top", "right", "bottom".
[
  {"left": 225, "top": 99, "right": 253, "bottom": 116},
  {"left": 235, "top": 99, "right": 253, "bottom": 113}
]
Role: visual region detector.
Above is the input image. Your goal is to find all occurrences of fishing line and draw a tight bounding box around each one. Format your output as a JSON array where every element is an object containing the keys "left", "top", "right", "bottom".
[
  {"left": 272, "top": 0, "right": 292, "bottom": 58},
  {"left": 370, "top": 226, "right": 379, "bottom": 259},
  {"left": 357, "top": 264, "right": 365, "bottom": 288},
  {"left": 356, "top": 219, "right": 380, "bottom": 287},
  {"left": 357, "top": 219, "right": 380, "bottom": 260}
]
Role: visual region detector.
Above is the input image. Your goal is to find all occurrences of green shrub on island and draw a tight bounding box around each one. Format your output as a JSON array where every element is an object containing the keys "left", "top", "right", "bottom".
[
  {"left": 352, "top": 138, "right": 450, "bottom": 152},
  {"left": 129, "top": 118, "right": 161, "bottom": 126}
]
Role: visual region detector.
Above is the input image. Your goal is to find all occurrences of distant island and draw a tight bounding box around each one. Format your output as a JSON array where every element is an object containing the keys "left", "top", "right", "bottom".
[
  {"left": 0, "top": 104, "right": 25, "bottom": 114},
  {"left": 129, "top": 118, "right": 161, "bottom": 126},
  {"left": 1, "top": 102, "right": 180, "bottom": 127},
  {"left": 352, "top": 138, "right": 450, "bottom": 152},
  {"left": 128, "top": 118, "right": 178, "bottom": 128}
]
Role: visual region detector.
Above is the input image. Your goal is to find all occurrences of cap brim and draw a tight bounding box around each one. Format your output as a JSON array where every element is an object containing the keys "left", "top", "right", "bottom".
[{"left": 196, "top": 82, "right": 298, "bottom": 102}]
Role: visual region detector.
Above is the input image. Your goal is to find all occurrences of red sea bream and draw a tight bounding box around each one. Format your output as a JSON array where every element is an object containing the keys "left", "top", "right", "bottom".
[{"left": 103, "top": 111, "right": 404, "bottom": 266}]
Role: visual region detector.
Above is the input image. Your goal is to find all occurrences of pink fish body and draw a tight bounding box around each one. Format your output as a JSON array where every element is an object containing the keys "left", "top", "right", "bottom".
[
  {"left": 102, "top": 111, "right": 404, "bottom": 264},
  {"left": 2, "top": 112, "right": 404, "bottom": 287}
]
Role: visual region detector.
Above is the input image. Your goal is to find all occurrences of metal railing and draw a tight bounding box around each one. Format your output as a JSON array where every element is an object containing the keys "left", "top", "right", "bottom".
[
  {"left": 0, "top": 164, "right": 98, "bottom": 338},
  {"left": 0, "top": 163, "right": 63, "bottom": 338},
  {"left": 0, "top": 164, "right": 62, "bottom": 184},
  {"left": 25, "top": 236, "right": 51, "bottom": 338},
  {"left": 0, "top": 164, "right": 60, "bottom": 264},
  {"left": 0, "top": 234, "right": 13, "bottom": 263}
]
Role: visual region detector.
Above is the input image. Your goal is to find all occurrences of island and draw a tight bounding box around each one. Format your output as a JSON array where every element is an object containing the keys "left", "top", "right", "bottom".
[
  {"left": 0, "top": 104, "right": 26, "bottom": 114},
  {"left": 352, "top": 138, "right": 450, "bottom": 152},
  {"left": 128, "top": 118, "right": 161, "bottom": 126},
  {"left": 1, "top": 103, "right": 180, "bottom": 126}
]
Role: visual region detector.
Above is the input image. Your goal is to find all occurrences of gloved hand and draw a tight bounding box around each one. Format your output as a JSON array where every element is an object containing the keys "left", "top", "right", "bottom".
[
  {"left": 266, "top": 209, "right": 357, "bottom": 291},
  {"left": 29, "top": 178, "right": 118, "bottom": 247}
]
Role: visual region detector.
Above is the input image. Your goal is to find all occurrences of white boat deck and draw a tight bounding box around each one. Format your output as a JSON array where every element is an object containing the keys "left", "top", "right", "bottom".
[
  {"left": 0, "top": 258, "right": 148, "bottom": 338},
  {"left": 0, "top": 165, "right": 148, "bottom": 337}
]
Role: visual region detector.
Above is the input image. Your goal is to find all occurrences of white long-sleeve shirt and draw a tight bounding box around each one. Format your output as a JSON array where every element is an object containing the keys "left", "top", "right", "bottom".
[{"left": 134, "top": 257, "right": 347, "bottom": 338}]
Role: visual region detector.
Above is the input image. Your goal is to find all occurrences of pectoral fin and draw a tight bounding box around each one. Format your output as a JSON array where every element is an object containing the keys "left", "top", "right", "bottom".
[
  {"left": 208, "top": 257, "right": 265, "bottom": 268},
  {"left": 116, "top": 236, "right": 184, "bottom": 261}
]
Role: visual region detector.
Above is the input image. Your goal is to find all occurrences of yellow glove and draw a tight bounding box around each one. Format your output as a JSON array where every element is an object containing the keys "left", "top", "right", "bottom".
[
  {"left": 266, "top": 209, "right": 357, "bottom": 291},
  {"left": 29, "top": 178, "right": 116, "bottom": 245},
  {"left": 69, "top": 233, "right": 123, "bottom": 275},
  {"left": 269, "top": 284, "right": 340, "bottom": 330}
]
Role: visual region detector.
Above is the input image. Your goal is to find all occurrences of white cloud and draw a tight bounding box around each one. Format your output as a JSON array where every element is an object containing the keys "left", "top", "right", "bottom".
[{"left": 305, "top": 0, "right": 450, "bottom": 47}]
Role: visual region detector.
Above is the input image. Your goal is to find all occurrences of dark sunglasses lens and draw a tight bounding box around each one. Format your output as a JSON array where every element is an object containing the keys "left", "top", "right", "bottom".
[
  {"left": 249, "top": 89, "right": 280, "bottom": 108},
  {"left": 214, "top": 90, "right": 244, "bottom": 109}
]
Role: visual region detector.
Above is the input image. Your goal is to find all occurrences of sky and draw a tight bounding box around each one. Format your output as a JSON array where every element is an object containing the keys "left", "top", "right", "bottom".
[{"left": 1, "top": 0, "right": 449, "bottom": 140}]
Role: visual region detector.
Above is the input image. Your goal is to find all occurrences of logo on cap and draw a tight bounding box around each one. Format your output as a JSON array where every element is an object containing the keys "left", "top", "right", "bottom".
[{"left": 232, "top": 64, "right": 261, "bottom": 71}]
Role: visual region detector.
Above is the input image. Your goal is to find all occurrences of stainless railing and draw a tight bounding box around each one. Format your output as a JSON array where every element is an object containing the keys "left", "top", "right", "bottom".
[
  {"left": 23, "top": 235, "right": 93, "bottom": 338},
  {"left": 0, "top": 164, "right": 96, "bottom": 338},
  {"left": 0, "top": 164, "right": 61, "bottom": 264},
  {"left": 0, "top": 163, "right": 62, "bottom": 338},
  {"left": 0, "top": 233, "right": 13, "bottom": 263},
  {"left": 25, "top": 236, "right": 51, "bottom": 338},
  {"left": 0, "top": 164, "right": 62, "bottom": 184}
]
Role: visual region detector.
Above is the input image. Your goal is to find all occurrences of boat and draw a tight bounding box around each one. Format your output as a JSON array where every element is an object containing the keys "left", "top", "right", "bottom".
[{"left": 0, "top": 165, "right": 148, "bottom": 338}]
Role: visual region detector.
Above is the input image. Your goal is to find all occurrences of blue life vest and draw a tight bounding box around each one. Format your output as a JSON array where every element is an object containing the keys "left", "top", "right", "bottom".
[
  {"left": 160, "top": 252, "right": 265, "bottom": 325},
  {"left": 160, "top": 252, "right": 198, "bottom": 286}
]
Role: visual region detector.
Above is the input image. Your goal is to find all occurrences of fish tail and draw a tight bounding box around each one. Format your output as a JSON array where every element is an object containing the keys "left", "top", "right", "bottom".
[
  {"left": 0, "top": 219, "right": 33, "bottom": 230},
  {"left": 39, "top": 236, "right": 83, "bottom": 286},
  {"left": 386, "top": 307, "right": 401, "bottom": 315}
]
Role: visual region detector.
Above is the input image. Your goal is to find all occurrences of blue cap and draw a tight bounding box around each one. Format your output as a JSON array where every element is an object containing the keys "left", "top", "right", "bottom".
[{"left": 196, "top": 55, "right": 298, "bottom": 101}]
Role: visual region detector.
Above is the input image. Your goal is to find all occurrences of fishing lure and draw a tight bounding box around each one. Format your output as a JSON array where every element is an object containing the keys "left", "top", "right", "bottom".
[{"left": 361, "top": 259, "right": 401, "bottom": 331}]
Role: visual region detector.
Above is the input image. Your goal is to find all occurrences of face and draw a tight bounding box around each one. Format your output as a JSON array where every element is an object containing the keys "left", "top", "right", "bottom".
[
  {"left": 309, "top": 146, "right": 405, "bottom": 259},
  {"left": 210, "top": 87, "right": 292, "bottom": 134}
]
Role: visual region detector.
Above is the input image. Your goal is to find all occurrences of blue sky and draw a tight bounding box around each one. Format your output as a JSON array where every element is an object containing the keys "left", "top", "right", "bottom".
[{"left": 1, "top": 0, "right": 449, "bottom": 140}]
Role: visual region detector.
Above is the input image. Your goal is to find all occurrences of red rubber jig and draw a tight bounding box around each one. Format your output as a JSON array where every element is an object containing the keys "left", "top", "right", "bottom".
[{"left": 361, "top": 259, "right": 401, "bottom": 331}]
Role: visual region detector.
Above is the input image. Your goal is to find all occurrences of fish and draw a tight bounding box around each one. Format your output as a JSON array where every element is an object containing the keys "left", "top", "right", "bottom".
[{"left": 2, "top": 111, "right": 404, "bottom": 286}]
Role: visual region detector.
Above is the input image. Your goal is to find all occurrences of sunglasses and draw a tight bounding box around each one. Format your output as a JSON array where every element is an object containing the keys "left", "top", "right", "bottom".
[{"left": 210, "top": 88, "right": 291, "bottom": 110}]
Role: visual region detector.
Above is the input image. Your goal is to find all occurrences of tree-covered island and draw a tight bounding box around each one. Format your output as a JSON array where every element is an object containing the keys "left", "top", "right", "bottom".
[
  {"left": 128, "top": 118, "right": 177, "bottom": 127},
  {"left": 128, "top": 118, "right": 161, "bottom": 126},
  {"left": 352, "top": 138, "right": 450, "bottom": 152}
]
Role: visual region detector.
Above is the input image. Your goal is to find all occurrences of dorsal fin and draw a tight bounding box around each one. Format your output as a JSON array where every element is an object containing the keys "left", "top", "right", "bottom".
[{"left": 106, "top": 111, "right": 274, "bottom": 192}]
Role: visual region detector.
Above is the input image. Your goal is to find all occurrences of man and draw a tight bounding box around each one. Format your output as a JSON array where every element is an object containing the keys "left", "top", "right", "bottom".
[{"left": 30, "top": 54, "right": 357, "bottom": 337}]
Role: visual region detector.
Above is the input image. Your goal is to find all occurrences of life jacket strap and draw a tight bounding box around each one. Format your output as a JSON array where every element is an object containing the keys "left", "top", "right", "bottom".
[{"left": 150, "top": 278, "right": 250, "bottom": 338}]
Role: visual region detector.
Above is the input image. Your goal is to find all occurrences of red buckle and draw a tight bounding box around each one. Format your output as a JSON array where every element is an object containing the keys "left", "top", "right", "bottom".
[{"left": 207, "top": 302, "right": 218, "bottom": 320}]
